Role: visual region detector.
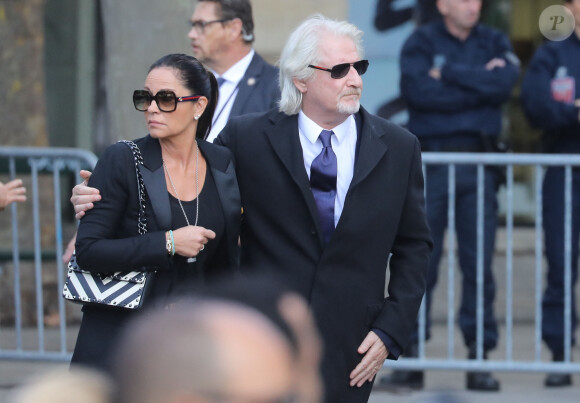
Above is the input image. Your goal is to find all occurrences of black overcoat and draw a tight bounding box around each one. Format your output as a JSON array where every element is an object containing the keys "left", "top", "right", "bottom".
[
  {"left": 217, "top": 107, "right": 432, "bottom": 402},
  {"left": 72, "top": 135, "right": 240, "bottom": 370}
]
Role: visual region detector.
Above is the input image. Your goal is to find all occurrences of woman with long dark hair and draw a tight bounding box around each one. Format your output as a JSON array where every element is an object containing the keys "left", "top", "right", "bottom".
[{"left": 70, "top": 53, "right": 240, "bottom": 371}]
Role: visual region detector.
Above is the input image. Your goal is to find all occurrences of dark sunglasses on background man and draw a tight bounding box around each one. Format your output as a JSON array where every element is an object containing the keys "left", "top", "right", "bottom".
[
  {"left": 133, "top": 90, "right": 201, "bottom": 112},
  {"left": 308, "top": 60, "right": 369, "bottom": 79}
]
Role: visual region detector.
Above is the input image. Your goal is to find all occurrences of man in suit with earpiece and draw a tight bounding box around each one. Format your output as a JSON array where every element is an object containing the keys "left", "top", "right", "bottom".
[{"left": 188, "top": 0, "right": 280, "bottom": 142}]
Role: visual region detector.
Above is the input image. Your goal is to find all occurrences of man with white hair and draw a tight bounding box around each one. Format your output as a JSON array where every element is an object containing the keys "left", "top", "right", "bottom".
[{"left": 216, "top": 14, "right": 431, "bottom": 403}]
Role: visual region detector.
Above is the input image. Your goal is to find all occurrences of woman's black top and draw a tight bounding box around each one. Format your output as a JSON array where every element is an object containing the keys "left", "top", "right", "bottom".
[{"left": 150, "top": 167, "right": 225, "bottom": 302}]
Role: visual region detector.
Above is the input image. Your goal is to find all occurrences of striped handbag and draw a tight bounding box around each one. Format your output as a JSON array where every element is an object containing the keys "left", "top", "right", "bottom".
[{"left": 62, "top": 140, "right": 153, "bottom": 310}]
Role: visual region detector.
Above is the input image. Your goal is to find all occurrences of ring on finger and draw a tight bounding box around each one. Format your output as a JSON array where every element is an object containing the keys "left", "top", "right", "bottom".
[{"left": 200, "top": 245, "right": 205, "bottom": 251}]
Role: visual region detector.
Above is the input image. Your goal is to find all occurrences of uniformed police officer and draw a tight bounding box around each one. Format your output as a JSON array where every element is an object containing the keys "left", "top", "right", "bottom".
[
  {"left": 520, "top": 0, "right": 580, "bottom": 388},
  {"left": 377, "top": 0, "right": 519, "bottom": 392}
]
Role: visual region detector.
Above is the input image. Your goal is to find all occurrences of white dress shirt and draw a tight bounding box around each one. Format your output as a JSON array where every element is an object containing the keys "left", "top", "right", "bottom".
[
  {"left": 206, "top": 49, "right": 255, "bottom": 142},
  {"left": 298, "top": 111, "right": 357, "bottom": 227}
]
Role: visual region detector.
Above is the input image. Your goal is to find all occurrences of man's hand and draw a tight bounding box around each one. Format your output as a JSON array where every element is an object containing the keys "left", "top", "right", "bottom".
[
  {"left": 0, "top": 179, "right": 27, "bottom": 211},
  {"left": 71, "top": 170, "right": 100, "bottom": 219},
  {"left": 349, "top": 331, "right": 388, "bottom": 387},
  {"left": 485, "top": 57, "right": 506, "bottom": 71}
]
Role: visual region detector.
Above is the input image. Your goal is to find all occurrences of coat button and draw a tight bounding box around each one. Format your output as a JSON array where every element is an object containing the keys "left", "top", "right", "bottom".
[{"left": 310, "top": 227, "right": 317, "bottom": 235}]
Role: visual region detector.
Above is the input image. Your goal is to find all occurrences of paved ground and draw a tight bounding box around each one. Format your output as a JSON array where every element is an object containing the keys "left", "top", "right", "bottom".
[
  {"left": 369, "top": 324, "right": 580, "bottom": 403},
  {"left": 1, "top": 325, "right": 578, "bottom": 403},
  {"left": 1, "top": 227, "right": 579, "bottom": 401},
  {"left": 369, "top": 371, "right": 580, "bottom": 403}
]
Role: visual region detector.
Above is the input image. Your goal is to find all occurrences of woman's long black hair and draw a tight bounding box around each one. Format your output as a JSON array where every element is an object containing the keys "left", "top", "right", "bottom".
[{"left": 148, "top": 53, "right": 219, "bottom": 139}]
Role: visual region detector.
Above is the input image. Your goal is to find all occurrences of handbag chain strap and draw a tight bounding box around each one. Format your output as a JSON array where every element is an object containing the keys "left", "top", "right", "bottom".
[{"left": 118, "top": 140, "right": 147, "bottom": 236}]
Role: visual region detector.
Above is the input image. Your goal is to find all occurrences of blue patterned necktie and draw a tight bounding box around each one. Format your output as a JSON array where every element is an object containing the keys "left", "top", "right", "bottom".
[
  {"left": 216, "top": 77, "right": 226, "bottom": 87},
  {"left": 310, "top": 129, "right": 337, "bottom": 244}
]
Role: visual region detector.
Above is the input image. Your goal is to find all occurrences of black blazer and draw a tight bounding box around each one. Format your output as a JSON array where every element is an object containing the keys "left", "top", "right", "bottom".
[
  {"left": 76, "top": 135, "right": 240, "bottom": 274},
  {"left": 229, "top": 52, "right": 280, "bottom": 118},
  {"left": 217, "top": 108, "right": 432, "bottom": 402},
  {"left": 71, "top": 135, "right": 240, "bottom": 370}
]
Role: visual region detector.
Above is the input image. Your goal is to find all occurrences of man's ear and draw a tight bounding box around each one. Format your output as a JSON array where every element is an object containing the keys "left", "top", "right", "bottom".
[
  {"left": 227, "top": 18, "right": 244, "bottom": 41},
  {"left": 293, "top": 77, "right": 307, "bottom": 94},
  {"left": 436, "top": 0, "right": 446, "bottom": 16}
]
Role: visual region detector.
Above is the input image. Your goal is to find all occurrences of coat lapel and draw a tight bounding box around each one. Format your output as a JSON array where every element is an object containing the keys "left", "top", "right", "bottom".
[
  {"left": 198, "top": 141, "right": 241, "bottom": 267},
  {"left": 137, "top": 136, "right": 172, "bottom": 230},
  {"left": 263, "top": 109, "right": 389, "bottom": 247},
  {"left": 331, "top": 109, "right": 389, "bottom": 244},
  {"left": 265, "top": 113, "right": 324, "bottom": 245},
  {"left": 134, "top": 136, "right": 239, "bottom": 267},
  {"left": 348, "top": 108, "right": 388, "bottom": 191},
  {"left": 230, "top": 53, "right": 264, "bottom": 117}
]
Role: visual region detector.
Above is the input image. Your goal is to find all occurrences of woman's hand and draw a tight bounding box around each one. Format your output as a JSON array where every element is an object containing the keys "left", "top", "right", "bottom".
[
  {"left": 172, "top": 226, "right": 216, "bottom": 259},
  {"left": 71, "top": 170, "right": 100, "bottom": 219}
]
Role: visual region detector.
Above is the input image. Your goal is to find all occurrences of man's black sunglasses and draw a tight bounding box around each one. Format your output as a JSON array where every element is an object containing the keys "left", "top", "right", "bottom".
[
  {"left": 308, "top": 60, "right": 369, "bottom": 79},
  {"left": 133, "top": 90, "right": 201, "bottom": 113}
]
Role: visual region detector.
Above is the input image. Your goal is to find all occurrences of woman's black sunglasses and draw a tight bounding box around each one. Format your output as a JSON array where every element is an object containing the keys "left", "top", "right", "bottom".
[
  {"left": 133, "top": 90, "right": 201, "bottom": 112},
  {"left": 308, "top": 60, "right": 369, "bottom": 79}
]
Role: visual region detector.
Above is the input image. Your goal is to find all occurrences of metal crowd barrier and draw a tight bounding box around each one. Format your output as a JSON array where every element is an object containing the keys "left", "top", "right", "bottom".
[
  {"left": 0, "top": 147, "right": 97, "bottom": 361},
  {"left": 381, "top": 152, "right": 580, "bottom": 374},
  {"left": 1, "top": 148, "right": 580, "bottom": 374}
]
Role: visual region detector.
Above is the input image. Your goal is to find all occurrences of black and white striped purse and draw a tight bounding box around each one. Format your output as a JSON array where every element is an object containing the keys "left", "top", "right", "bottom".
[{"left": 62, "top": 140, "right": 153, "bottom": 310}]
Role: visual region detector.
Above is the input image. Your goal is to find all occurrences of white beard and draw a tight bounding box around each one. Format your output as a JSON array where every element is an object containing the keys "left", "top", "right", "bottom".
[{"left": 337, "top": 99, "right": 360, "bottom": 115}]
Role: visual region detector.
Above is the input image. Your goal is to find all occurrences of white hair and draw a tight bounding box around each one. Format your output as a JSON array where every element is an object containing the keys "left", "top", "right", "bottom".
[{"left": 278, "top": 14, "right": 365, "bottom": 115}]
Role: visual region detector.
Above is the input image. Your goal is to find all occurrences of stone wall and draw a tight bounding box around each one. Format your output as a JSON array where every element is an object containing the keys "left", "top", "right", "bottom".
[
  {"left": 99, "top": 0, "right": 195, "bottom": 146},
  {"left": 0, "top": 0, "right": 78, "bottom": 327},
  {"left": 0, "top": 0, "right": 47, "bottom": 147},
  {"left": 252, "top": 0, "right": 348, "bottom": 63}
]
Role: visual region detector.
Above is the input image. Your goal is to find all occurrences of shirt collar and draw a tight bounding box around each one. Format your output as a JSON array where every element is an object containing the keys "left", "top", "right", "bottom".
[
  {"left": 213, "top": 49, "right": 255, "bottom": 85},
  {"left": 298, "top": 110, "right": 354, "bottom": 146}
]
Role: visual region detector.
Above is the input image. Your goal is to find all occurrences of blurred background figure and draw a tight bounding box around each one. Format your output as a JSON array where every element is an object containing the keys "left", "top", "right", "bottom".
[
  {"left": 374, "top": 0, "right": 441, "bottom": 31},
  {"left": 188, "top": 0, "right": 280, "bottom": 141},
  {"left": 377, "top": 0, "right": 519, "bottom": 393},
  {"left": 520, "top": 0, "right": 580, "bottom": 388},
  {"left": 8, "top": 367, "right": 112, "bottom": 403},
  {"left": 196, "top": 273, "right": 324, "bottom": 403},
  {"left": 0, "top": 179, "right": 26, "bottom": 211},
  {"left": 112, "top": 294, "right": 323, "bottom": 403},
  {"left": 373, "top": 0, "right": 442, "bottom": 122}
]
